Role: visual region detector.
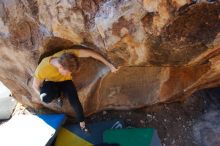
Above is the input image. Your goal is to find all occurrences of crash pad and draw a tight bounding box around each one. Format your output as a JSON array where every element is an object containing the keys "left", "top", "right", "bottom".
[
  {"left": 103, "top": 128, "right": 162, "bottom": 146},
  {"left": 0, "top": 82, "right": 16, "bottom": 120},
  {"left": 0, "top": 95, "right": 17, "bottom": 120},
  {"left": 55, "top": 120, "right": 124, "bottom": 146},
  {"left": 0, "top": 114, "right": 66, "bottom": 146}
]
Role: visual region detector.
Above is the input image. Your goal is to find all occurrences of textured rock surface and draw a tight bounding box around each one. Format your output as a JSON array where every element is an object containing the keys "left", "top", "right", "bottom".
[{"left": 0, "top": 0, "right": 220, "bottom": 116}]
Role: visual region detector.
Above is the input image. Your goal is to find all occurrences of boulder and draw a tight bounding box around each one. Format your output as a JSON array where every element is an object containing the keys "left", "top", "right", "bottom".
[{"left": 0, "top": 0, "right": 220, "bottom": 116}]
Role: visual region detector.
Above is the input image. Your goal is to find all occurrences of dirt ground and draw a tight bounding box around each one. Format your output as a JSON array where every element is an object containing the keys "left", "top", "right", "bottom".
[{"left": 84, "top": 93, "right": 204, "bottom": 146}]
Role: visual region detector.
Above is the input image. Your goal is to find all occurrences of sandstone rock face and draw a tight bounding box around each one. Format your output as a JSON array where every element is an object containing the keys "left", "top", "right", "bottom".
[{"left": 0, "top": 0, "right": 220, "bottom": 116}]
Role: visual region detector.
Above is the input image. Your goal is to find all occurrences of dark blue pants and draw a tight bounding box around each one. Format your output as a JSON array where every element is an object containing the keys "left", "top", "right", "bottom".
[{"left": 40, "top": 80, "right": 85, "bottom": 122}]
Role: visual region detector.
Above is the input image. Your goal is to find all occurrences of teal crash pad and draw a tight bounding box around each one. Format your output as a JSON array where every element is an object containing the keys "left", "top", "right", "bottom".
[
  {"left": 0, "top": 114, "right": 65, "bottom": 146},
  {"left": 103, "top": 128, "right": 162, "bottom": 146}
]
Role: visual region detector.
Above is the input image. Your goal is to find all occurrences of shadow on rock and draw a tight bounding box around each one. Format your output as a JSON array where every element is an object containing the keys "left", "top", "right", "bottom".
[{"left": 193, "top": 87, "right": 220, "bottom": 146}]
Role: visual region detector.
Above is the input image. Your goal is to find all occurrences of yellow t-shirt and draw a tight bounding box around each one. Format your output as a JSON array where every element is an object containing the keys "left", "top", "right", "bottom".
[{"left": 34, "top": 49, "right": 80, "bottom": 82}]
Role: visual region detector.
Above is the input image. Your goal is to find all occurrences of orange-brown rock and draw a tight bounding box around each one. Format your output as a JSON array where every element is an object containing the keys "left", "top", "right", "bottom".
[{"left": 0, "top": 0, "right": 220, "bottom": 116}]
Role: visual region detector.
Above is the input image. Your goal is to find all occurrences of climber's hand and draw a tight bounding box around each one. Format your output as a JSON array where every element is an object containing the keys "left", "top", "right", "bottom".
[{"left": 109, "top": 64, "right": 119, "bottom": 73}]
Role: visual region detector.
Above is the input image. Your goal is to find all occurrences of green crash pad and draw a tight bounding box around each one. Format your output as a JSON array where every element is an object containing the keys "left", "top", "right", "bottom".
[{"left": 103, "top": 128, "right": 162, "bottom": 146}]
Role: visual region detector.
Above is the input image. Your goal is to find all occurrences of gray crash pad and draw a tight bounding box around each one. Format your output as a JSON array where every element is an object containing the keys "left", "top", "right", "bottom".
[
  {"left": 0, "top": 82, "right": 17, "bottom": 120},
  {"left": 0, "top": 114, "right": 66, "bottom": 146}
]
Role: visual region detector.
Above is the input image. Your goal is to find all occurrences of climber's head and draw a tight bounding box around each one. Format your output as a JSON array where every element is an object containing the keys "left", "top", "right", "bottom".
[{"left": 57, "top": 53, "right": 79, "bottom": 76}]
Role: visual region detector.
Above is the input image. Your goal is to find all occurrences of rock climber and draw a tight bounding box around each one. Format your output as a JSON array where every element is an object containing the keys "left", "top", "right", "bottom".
[{"left": 32, "top": 48, "right": 117, "bottom": 133}]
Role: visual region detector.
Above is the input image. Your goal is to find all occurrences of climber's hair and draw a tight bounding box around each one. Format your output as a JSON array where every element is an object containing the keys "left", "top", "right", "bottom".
[{"left": 58, "top": 53, "right": 79, "bottom": 72}]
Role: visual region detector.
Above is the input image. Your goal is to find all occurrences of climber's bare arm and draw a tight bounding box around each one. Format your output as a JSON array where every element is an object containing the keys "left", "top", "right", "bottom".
[
  {"left": 77, "top": 49, "right": 118, "bottom": 72},
  {"left": 32, "top": 77, "right": 44, "bottom": 95}
]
